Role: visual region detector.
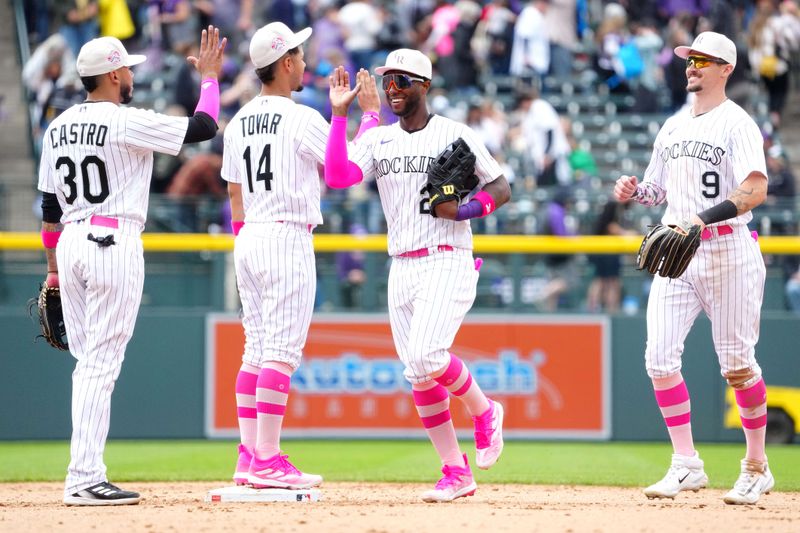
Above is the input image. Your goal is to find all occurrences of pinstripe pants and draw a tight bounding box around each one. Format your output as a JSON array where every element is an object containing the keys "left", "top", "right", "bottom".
[
  {"left": 234, "top": 222, "right": 316, "bottom": 370},
  {"left": 388, "top": 248, "right": 478, "bottom": 384},
  {"left": 645, "top": 227, "right": 765, "bottom": 379},
  {"left": 57, "top": 220, "right": 145, "bottom": 496}
]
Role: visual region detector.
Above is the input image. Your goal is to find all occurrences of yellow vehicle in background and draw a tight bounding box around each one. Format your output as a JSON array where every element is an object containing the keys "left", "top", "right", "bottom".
[{"left": 725, "top": 386, "right": 800, "bottom": 444}]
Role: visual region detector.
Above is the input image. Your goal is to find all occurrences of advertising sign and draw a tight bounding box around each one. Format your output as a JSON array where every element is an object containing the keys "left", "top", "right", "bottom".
[{"left": 206, "top": 314, "right": 610, "bottom": 439}]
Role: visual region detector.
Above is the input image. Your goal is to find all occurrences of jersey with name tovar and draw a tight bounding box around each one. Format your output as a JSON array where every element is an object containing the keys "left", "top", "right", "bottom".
[
  {"left": 37, "top": 101, "right": 189, "bottom": 226},
  {"left": 643, "top": 99, "right": 767, "bottom": 227},
  {"left": 221, "top": 96, "right": 328, "bottom": 226},
  {"left": 349, "top": 114, "right": 503, "bottom": 256}
]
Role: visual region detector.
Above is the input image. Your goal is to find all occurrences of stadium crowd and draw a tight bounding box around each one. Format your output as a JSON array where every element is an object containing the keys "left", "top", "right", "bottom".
[{"left": 19, "top": 0, "right": 800, "bottom": 312}]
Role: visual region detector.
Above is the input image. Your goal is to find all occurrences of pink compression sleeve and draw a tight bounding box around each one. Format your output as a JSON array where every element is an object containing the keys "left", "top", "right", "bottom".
[
  {"left": 325, "top": 116, "right": 364, "bottom": 189},
  {"left": 194, "top": 78, "right": 220, "bottom": 122}
]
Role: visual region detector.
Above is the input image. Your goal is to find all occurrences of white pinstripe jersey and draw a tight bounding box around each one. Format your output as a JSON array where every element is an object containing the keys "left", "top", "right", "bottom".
[
  {"left": 37, "top": 102, "right": 189, "bottom": 226},
  {"left": 643, "top": 99, "right": 767, "bottom": 226},
  {"left": 349, "top": 115, "right": 503, "bottom": 256},
  {"left": 221, "top": 96, "right": 328, "bottom": 225}
]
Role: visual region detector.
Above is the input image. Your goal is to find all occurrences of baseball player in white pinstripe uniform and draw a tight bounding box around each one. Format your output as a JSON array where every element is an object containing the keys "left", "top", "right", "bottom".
[
  {"left": 325, "top": 49, "right": 512, "bottom": 502},
  {"left": 614, "top": 32, "right": 774, "bottom": 505},
  {"left": 38, "top": 28, "right": 226, "bottom": 506},
  {"left": 222, "top": 22, "right": 380, "bottom": 490}
]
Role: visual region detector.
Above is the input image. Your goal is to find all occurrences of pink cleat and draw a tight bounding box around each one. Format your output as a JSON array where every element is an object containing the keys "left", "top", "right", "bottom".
[
  {"left": 474, "top": 400, "right": 504, "bottom": 469},
  {"left": 233, "top": 444, "right": 253, "bottom": 486},
  {"left": 248, "top": 453, "right": 323, "bottom": 489},
  {"left": 422, "top": 454, "right": 477, "bottom": 503}
]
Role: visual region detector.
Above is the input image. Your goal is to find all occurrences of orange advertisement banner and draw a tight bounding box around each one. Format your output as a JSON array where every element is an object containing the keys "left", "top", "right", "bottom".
[{"left": 205, "top": 314, "right": 610, "bottom": 439}]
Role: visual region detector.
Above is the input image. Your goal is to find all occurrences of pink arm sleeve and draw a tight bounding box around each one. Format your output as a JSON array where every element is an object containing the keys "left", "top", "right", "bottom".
[
  {"left": 194, "top": 78, "right": 220, "bottom": 122},
  {"left": 324, "top": 116, "right": 364, "bottom": 189}
]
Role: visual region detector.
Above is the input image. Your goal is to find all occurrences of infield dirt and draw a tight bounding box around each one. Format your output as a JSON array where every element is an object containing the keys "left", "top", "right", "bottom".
[{"left": 1, "top": 482, "right": 798, "bottom": 532}]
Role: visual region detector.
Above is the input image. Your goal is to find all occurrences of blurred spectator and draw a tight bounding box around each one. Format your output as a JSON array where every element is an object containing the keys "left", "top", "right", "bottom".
[
  {"left": 509, "top": 0, "right": 550, "bottom": 86},
  {"left": 474, "top": 0, "right": 516, "bottom": 75},
  {"left": 784, "top": 262, "right": 800, "bottom": 315},
  {"left": 536, "top": 187, "right": 576, "bottom": 311},
  {"left": 165, "top": 149, "right": 225, "bottom": 231},
  {"left": 586, "top": 200, "right": 636, "bottom": 313},
  {"left": 193, "top": 0, "right": 253, "bottom": 48},
  {"left": 338, "top": 0, "right": 382, "bottom": 69},
  {"left": 436, "top": 0, "right": 483, "bottom": 95},
  {"left": 594, "top": 2, "right": 634, "bottom": 93},
  {"left": 154, "top": 0, "right": 197, "bottom": 52},
  {"left": 466, "top": 99, "right": 507, "bottom": 156},
  {"left": 519, "top": 86, "right": 571, "bottom": 187},
  {"left": 544, "top": 0, "right": 578, "bottom": 78},
  {"left": 97, "top": 0, "right": 136, "bottom": 42},
  {"left": 629, "top": 19, "right": 664, "bottom": 113},
  {"left": 747, "top": 0, "right": 798, "bottom": 129},
  {"left": 52, "top": 0, "right": 99, "bottom": 57},
  {"left": 22, "top": 34, "right": 79, "bottom": 136},
  {"left": 335, "top": 223, "right": 368, "bottom": 309},
  {"left": 660, "top": 16, "right": 693, "bottom": 111},
  {"left": 562, "top": 117, "right": 598, "bottom": 183}
]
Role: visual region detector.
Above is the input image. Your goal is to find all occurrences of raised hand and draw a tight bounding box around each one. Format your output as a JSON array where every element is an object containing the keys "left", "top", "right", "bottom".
[
  {"left": 355, "top": 69, "right": 380, "bottom": 115},
  {"left": 187, "top": 25, "right": 227, "bottom": 79},
  {"left": 614, "top": 175, "right": 638, "bottom": 202},
  {"left": 329, "top": 65, "right": 361, "bottom": 117}
]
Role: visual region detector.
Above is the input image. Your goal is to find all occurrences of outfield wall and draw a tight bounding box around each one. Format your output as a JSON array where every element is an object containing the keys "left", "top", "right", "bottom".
[{"left": 2, "top": 308, "right": 797, "bottom": 442}]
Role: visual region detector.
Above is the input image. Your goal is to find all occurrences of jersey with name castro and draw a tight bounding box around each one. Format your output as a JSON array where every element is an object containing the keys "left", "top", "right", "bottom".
[
  {"left": 643, "top": 99, "right": 767, "bottom": 226},
  {"left": 37, "top": 102, "right": 189, "bottom": 226},
  {"left": 222, "top": 96, "right": 328, "bottom": 226},
  {"left": 349, "top": 115, "right": 503, "bottom": 256}
]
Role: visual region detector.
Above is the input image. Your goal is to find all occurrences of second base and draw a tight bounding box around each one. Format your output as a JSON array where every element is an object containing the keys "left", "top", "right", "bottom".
[{"left": 206, "top": 485, "right": 322, "bottom": 503}]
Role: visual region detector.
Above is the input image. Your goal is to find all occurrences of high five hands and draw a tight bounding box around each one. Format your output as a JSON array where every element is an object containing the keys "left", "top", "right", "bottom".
[
  {"left": 187, "top": 25, "right": 228, "bottom": 80},
  {"left": 330, "top": 66, "right": 379, "bottom": 117}
]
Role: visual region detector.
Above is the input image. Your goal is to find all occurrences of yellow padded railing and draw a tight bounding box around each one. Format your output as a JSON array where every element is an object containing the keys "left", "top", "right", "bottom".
[{"left": 2, "top": 232, "right": 800, "bottom": 254}]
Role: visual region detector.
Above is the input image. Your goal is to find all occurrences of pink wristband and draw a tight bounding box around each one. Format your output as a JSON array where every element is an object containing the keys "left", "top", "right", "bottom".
[
  {"left": 231, "top": 221, "right": 244, "bottom": 236},
  {"left": 355, "top": 112, "right": 379, "bottom": 141},
  {"left": 473, "top": 190, "right": 496, "bottom": 216},
  {"left": 42, "top": 230, "right": 62, "bottom": 248},
  {"left": 195, "top": 78, "right": 220, "bottom": 122}
]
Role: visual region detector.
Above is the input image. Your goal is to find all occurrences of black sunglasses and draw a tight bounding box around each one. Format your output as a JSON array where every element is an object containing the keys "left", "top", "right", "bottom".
[
  {"left": 686, "top": 55, "right": 728, "bottom": 69},
  {"left": 382, "top": 73, "right": 426, "bottom": 90}
]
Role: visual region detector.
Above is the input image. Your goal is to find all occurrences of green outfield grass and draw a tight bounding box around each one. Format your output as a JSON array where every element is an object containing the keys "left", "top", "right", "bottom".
[{"left": 1, "top": 441, "right": 798, "bottom": 490}]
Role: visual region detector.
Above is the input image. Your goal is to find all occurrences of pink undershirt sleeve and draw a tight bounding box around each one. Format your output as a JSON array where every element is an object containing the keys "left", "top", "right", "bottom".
[
  {"left": 194, "top": 78, "right": 220, "bottom": 122},
  {"left": 324, "top": 116, "right": 365, "bottom": 189}
]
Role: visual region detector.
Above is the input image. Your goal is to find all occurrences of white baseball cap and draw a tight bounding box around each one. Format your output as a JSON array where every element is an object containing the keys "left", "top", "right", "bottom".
[
  {"left": 674, "top": 31, "right": 737, "bottom": 68},
  {"left": 77, "top": 37, "right": 146, "bottom": 77},
  {"left": 375, "top": 49, "right": 433, "bottom": 80},
  {"left": 250, "top": 22, "right": 312, "bottom": 69}
]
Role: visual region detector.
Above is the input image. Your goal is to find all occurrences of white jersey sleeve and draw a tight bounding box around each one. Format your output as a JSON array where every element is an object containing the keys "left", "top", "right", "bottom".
[
  {"left": 297, "top": 109, "right": 330, "bottom": 165},
  {"left": 728, "top": 116, "right": 767, "bottom": 184},
  {"left": 459, "top": 126, "right": 503, "bottom": 187},
  {"left": 123, "top": 107, "right": 189, "bottom": 156},
  {"left": 222, "top": 126, "right": 242, "bottom": 184}
]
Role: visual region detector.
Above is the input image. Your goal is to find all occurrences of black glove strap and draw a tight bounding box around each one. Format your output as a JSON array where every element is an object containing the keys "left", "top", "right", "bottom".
[{"left": 87, "top": 233, "right": 116, "bottom": 248}]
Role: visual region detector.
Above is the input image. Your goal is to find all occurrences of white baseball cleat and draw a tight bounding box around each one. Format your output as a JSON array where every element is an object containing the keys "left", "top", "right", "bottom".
[
  {"left": 723, "top": 459, "right": 775, "bottom": 505},
  {"left": 421, "top": 454, "right": 477, "bottom": 503},
  {"left": 644, "top": 452, "right": 708, "bottom": 499},
  {"left": 474, "top": 400, "right": 504, "bottom": 470}
]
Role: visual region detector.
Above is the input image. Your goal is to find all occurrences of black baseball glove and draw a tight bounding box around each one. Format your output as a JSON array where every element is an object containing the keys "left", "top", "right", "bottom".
[
  {"left": 29, "top": 282, "right": 69, "bottom": 351},
  {"left": 636, "top": 220, "right": 702, "bottom": 279},
  {"left": 427, "top": 137, "right": 479, "bottom": 217}
]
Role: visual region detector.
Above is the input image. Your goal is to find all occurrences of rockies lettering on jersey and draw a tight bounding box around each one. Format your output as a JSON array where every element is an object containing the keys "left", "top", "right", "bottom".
[
  {"left": 660, "top": 140, "right": 725, "bottom": 165},
  {"left": 375, "top": 155, "right": 437, "bottom": 179}
]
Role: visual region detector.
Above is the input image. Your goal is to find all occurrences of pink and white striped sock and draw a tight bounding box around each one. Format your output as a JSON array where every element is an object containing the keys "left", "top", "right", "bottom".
[
  {"left": 734, "top": 378, "right": 767, "bottom": 463},
  {"left": 255, "top": 362, "right": 293, "bottom": 459},
  {"left": 652, "top": 373, "right": 695, "bottom": 457},
  {"left": 412, "top": 382, "right": 465, "bottom": 468},
  {"left": 235, "top": 362, "right": 259, "bottom": 451},
  {"left": 433, "top": 354, "right": 491, "bottom": 417}
]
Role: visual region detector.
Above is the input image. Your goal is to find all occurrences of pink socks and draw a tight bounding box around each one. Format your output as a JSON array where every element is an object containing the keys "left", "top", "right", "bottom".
[
  {"left": 652, "top": 373, "right": 695, "bottom": 457},
  {"left": 412, "top": 382, "right": 465, "bottom": 468},
  {"left": 735, "top": 378, "right": 767, "bottom": 462},
  {"left": 433, "top": 354, "right": 490, "bottom": 417},
  {"left": 234, "top": 363, "right": 259, "bottom": 452},
  {"left": 255, "top": 362, "right": 293, "bottom": 459}
]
